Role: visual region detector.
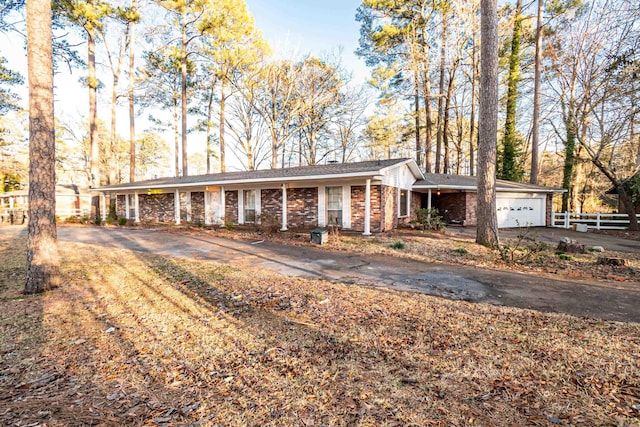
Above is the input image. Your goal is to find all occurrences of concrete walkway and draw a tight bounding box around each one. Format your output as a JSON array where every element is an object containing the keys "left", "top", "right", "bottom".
[{"left": 2, "top": 225, "right": 639, "bottom": 323}]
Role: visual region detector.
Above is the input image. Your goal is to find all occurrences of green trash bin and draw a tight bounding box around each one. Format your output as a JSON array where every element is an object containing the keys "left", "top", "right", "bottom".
[{"left": 310, "top": 228, "right": 328, "bottom": 245}]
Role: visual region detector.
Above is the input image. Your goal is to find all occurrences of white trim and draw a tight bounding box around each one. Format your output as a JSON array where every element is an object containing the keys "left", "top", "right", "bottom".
[
  {"left": 318, "top": 185, "right": 326, "bottom": 227},
  {"left": 219, "top": 187, "right": 225, "bottom": 224},
  {"left": 100, "top": 194, "right": 106, "bottom": 220},
  {"left": 186, "top": 191, "right": 192, "bottom": 222},
  {"left": 364, "top": 179, "right": 371, "bottom": 236},
  {"left": 342, "top": 185, "right": 351, "bottom": 229},
  {"left": 125, "top": 194, "right": 130, "bottom": 219},
  {"left": 238, "top": 189, "right": 244, "bottom": 225},
  {"left": 255, "top": 189, "right": 261, "bottom": 223},
  {"left": 204, "top": 190, "right": 211, "bottom": 225},
  {"left": 281, "top": 184, "right": 288, "bottom": 231},
  {"left": 412, "top": 184, "right": 563, "bottom": 193},
  {"left": 134, "top": 191, "right": 139, "bottom": 222},
  {"left": 95, "top": 171, "right": 391, "bottom": 192},
  {"left": 174, "top": 189, "right": 181, "bottom": 225}
]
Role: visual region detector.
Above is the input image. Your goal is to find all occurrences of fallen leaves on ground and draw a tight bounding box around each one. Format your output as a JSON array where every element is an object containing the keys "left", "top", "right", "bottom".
[
  {"left": 1, "top": 234, "right": 639, "bottom": 426},
  {"left": 195, "top": 226, "right": 640, "bottom": 285}
]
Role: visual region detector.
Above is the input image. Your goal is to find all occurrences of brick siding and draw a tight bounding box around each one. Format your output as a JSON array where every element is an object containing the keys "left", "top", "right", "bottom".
[
  {"left": 225, "top": 190, "right": 238, "bottom": 224},
  {"left": 116, "top": 195, "right": 126, "bottom": 218},
  {"left": 261, "top": 188, "right": 283, "bottom": 225},
  {"left": 287, "top": 187, "right": 318, "bottom": 229},
  {"left": 190, "top": 192, "right": 205, "bottom": 224},
  {"left": 350, "top": 185, "right": 383, "bottom": 232},
  {"left": 139, "top": 193, "right": 175, "bottom": 223}
]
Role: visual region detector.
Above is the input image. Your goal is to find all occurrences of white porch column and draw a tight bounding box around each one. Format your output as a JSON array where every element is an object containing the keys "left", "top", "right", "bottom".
[
  {"left": 238, "top": 189, "right": 244, "bottom": 225},
  {"left": 134, "top": 191, "right": 140, "bottom": 222},
  {"left": 174, "top": 189, "right": 181, "bottom": 225},
  {"left": 317, "top": 185, "right": 326, "bottom": 226},
  {"left": 219, "top": 187, "right": 225, "bottom": 224},
  {"left": 427, "top": 189, "right": 432, "bottom": 210},
  {"left": 255, "top": 189, "right": 261, "bottom": 223},
  {"left": 186, "top": 191, "right": 192, "bottom": 222},
  {"left": 204, "top": 191, "right": 211, "bottom": 225},
  {"left": 281, "top": 183, "right": 288, "bottom": 231},
  {"left": 125, "top": 194, "right": 130, "bottom": 219},
  {"left": 363, "top": 179, "right": 371, "bottom": 236},
  {"left": 342, "top": 185, "right": 351, "bottom": 229},
  {"left": 100, "top": 193, "right": 106, "bottom": 220}
]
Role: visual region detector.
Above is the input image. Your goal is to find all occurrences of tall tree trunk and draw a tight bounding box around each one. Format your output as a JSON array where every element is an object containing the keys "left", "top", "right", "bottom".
[
  {"left": 25, "top": 0, "right": 60, "bottom": 294},
  {"left": 128, "top": 0, "right": 137, "bottom": 183},
  {"left": 174, "top": 99, "right": 180, "bottom": 177},
  {"left": 443, "top": 65, "right": 456, "bottom": 174},
  {"left": 109, "top": 70, "right": 120, "bottom": 185},
  {"left": 88, "top": 31, "right": 99, "bottom": 187},
  {"left": 270, "top": 132, "right": 278, "bottom": 169},
  {"left": 499, "top": 0, "right": 522, "bottom": 182},
  {"left": 219, "top": 78, "right": 226, "bottom": 173},
  {"left": 476, "top": 0, "right": 500, "bottom": 248},
  {"left": 180, "top": 15, "right": 188, "bottom": 176},
  {"left": 617, "top": 185, "right": 639, "bottom": 231},
  {"left": 414, "top": 66, "right": 421, "bottom": 168},
  {"left": 530, "top": 0, "right": 543, "bottom": 184},
  {"left": 420, "top": 24, "right": 433, "bottom": 173},
  {"left": 561, "top": 112, "right": 576, "bottom": 212},
  {"left": 435, "top": 13, "right": 448, "bottom": 174},
  {"left": 469, "top": 29, "right": 478, "bottom": 177},
  {"left": 205, "top": 78, "right": 215, "bottom": 174}
]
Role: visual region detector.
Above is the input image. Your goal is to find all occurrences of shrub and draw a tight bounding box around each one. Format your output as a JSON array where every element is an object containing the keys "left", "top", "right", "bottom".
[
  {"left": 108, "top": 200, "right": 117, "bottom": 220},
  {"left": 93, "top": 216, "right": 102, "bottom": 226},
  {"left": 414, "top": 208, "right": 445, "bottom": 231},
  {"left": 558, "top": 254, "right": 573, "bottom": 261},
  {"left": 64, "top": 216, "right": 81, "bottom": 224},
  {"left": 499, "top": 225, "right": 549, "bottom": 263},
  {"left": 451, "top": 247, "right": 469, "bottom": 255},
  {"left": 390, "top": 241, "right": 405, "bottom": 250},
  {"left": 118, "top": 217, "right": 128, "bottom": 226},
  {"left": 256, "top": 212, "right": 280, "bottom": 235},
  {"left": 105, "top": 217, "right": 114, "bottom": 225},
  {"left": 80, "top": 216, "right": 88, "bottom": 224},
  {"left": 224, "top": 221, "right": 234, "bottom": 230}
]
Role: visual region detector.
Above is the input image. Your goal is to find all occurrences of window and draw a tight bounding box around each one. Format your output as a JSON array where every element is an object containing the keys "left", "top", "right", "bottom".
[
  {"left": 326, "top": 186, "right": 343, "bottom": 226},
  {"left": 244, "top": 190, "right": 256, "bottom": 223},
  {"left": 399, "top": 190, "right": 408, "bottom": 217},
  {"left": 128, "top": 194, "right": 135, "bottom": 219}
]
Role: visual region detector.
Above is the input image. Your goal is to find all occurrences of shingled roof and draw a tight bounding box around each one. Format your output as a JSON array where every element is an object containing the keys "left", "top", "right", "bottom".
[
  {"left": 97, "top": 158, "right": 422, "bottom": 191},
  {"left": 413, "top": 173, "right": 564, "bottom": 193}
]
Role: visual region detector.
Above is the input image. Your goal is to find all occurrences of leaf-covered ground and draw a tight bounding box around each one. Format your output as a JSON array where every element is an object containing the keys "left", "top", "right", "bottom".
[
  {"left": 210, "top": 226, "right": 640, "bottom": 285},
  {"left": 1, "top": 234, "right": 639, "bottom": 426}
]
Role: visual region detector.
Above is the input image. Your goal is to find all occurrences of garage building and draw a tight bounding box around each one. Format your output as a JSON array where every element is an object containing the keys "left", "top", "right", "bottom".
[{"left": 413, "top": 174, "right": 563, "bottom": 228}]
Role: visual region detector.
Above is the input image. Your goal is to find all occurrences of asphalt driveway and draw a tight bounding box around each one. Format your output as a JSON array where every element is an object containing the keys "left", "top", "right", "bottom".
[{"left": 3, "top": 225, "right": 639, "bottom": 323}]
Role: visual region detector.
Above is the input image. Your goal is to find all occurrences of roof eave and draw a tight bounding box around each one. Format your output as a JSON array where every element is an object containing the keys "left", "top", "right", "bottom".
[{"left": 96, "top": 170, "right": 389, "bottom": 192}]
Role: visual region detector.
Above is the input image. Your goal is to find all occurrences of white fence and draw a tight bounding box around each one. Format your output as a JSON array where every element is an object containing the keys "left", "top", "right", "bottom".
[{"left": 552, "top": 212, "right": 640, "bottom": 230}]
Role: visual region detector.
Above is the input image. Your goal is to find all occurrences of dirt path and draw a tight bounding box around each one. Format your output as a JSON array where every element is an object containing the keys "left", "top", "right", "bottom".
[{"left": 3, "top": 225, "right": 639, "bottom": 323}]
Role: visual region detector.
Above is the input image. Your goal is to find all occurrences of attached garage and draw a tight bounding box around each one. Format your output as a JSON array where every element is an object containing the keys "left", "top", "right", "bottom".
[
  {"left": 413, "top": 174, "right": 563, "bottom": 228},
  {"left": 496, "top": 193, "right": 547, "bottom": 228}
]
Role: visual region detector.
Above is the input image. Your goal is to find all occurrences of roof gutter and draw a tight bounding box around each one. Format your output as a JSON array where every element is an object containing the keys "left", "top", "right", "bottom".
[
  {"left": 95, "top": 170, "right": 388, "bottom": 192},
  {"left": 412, "top": 184, "right": 566, "bottom": 193}
]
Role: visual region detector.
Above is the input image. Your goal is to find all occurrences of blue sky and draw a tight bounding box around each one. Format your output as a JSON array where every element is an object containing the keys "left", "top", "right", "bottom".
[{"left": 245, "top": 0, "right": 369, "bottom": 83}]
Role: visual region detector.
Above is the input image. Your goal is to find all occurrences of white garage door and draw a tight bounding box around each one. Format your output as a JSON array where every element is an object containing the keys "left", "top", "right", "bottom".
[{"left": 496, "top": 194, "right": 546, "bottom": 228}]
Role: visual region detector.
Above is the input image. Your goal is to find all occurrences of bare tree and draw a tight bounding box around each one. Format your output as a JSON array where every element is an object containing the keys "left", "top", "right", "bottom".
[
  {"left": 25, "top": 0, "right": 60, "bottom": 294},
  {"left": 476, "top": 0, "right": 500, "bottom": 248}
]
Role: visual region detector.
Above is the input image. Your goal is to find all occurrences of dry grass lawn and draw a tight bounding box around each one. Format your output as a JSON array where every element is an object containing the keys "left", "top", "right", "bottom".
[{"left": 1, "top": 233, "right": 639, "bottom": 426}]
